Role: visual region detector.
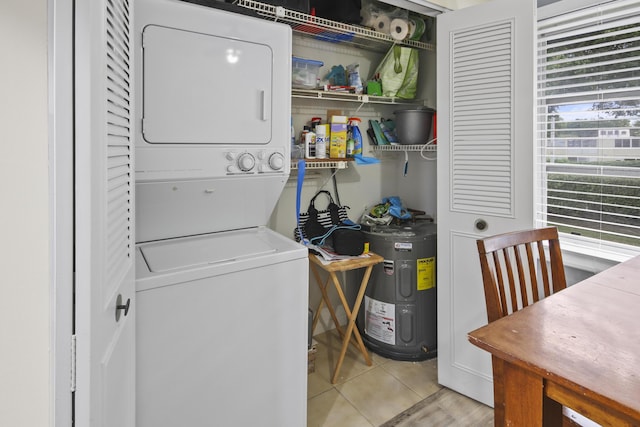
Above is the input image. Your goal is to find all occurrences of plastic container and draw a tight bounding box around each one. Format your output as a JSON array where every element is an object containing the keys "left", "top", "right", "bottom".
[
  {"left": 394, "top": 108, "right": 435, "bottom": 145},
  {"left": 292, "top": 57, "right": 323, "bottom": 89}
]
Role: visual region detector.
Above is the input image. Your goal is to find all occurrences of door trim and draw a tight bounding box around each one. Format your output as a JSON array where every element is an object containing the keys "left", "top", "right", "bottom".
[{"left": 49, "top": 0, "right": 75, "bottom": 425}]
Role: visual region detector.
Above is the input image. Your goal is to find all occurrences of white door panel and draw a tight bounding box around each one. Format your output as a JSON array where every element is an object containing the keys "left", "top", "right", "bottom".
[
  {"left": 436, "top": 0, "right": 535, "bottom": 406},
  {"left": 75, "top": 0, "right": 136, "bottom": 424}
]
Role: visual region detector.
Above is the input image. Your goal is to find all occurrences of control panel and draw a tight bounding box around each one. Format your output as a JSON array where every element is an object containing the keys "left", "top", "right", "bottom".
[{"left": 225, "top": 150, "right": 287, "bottom": 175}]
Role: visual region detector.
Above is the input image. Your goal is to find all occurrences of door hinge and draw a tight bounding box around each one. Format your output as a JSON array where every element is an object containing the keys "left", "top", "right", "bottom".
[{"left": 70, "top": 334, "right": 77, "bottom": 392}]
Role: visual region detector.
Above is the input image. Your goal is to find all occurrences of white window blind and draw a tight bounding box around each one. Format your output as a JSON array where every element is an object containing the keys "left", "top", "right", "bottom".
[{"left": 536, "top": 0, "right": 640, "bottom": 257}]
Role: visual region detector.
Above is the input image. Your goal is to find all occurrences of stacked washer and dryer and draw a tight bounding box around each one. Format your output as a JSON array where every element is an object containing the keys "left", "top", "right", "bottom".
[{"left": 133, "top": 1, "right": 307, "bottom": 426}]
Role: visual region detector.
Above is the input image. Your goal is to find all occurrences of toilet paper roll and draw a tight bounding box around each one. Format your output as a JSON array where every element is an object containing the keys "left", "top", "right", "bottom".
[
  {"left": 390, "top": 18, "right": 409, "bottom": 41},
  {"left": 372, "top": 14, "right": 391, "bottom": 34}
]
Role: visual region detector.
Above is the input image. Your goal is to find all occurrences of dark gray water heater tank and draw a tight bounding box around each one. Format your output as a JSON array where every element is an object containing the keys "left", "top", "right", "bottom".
[{"left": 357, "top": 222, "right": 437, "bottom": 361}]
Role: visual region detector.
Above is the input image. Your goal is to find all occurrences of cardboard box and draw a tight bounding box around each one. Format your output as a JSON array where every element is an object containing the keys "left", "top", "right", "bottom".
[{"left": 330, "top": 116, "right": 348, "bottom": 159}]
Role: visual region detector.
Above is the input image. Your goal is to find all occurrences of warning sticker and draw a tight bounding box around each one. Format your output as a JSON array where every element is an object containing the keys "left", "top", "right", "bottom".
[
  {"left": 417, "top": 257, "right": 435, "bottom": 290},
  {"left": 364, "top": 296, "right": 395, "bottom": 345}
]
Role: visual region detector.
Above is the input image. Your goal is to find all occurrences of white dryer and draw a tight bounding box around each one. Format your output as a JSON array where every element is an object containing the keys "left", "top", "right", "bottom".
[{"left": 133, "top": 1, "right": 308, "bottom": 426}]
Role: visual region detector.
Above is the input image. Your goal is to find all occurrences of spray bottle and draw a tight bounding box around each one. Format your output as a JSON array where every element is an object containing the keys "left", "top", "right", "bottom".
[{"left": 348, "top": 117, "right": 363, "bottom": 156}]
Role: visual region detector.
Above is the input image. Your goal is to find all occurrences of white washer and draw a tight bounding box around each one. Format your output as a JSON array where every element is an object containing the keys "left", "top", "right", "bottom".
[{"left": 136, "top": 228, "right": 308, "bottom": 427}]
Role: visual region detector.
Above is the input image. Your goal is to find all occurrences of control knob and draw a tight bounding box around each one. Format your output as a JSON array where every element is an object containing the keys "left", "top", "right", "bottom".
[
  {"left": 237, "top": 153, "right": 255, "bottom": 172},
  {"left": 268, "top": 152, "right": 285, "bottom": 171}
]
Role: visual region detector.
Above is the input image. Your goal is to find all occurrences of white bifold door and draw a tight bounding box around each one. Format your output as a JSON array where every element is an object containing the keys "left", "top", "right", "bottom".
[
  {"left": 74, "top": 0, "right": 136, "bottom": 425},
  {"left": 436, "top": 0, "right": 535, "bottom": 406}
]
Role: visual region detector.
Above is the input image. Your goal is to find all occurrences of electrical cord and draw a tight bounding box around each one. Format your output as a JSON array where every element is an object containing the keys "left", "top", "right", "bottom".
[{"left": 420, "top": 138, "right": 437, "bottom": 161}]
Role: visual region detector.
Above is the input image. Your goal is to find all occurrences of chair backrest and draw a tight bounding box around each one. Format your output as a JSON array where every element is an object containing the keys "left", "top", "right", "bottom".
[{"left": 476, "top": 226, "right": 567, "bottom": 323}]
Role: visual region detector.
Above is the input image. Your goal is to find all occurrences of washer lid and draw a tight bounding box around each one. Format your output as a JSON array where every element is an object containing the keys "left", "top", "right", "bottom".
[{"left": 139, "top": 228, "right": 283, "bottom": 273}]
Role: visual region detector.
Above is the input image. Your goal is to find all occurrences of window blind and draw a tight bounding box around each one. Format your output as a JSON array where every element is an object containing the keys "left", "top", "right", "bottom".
[{"left": 536, "top": 0, "right": 640, "bottom": 256}]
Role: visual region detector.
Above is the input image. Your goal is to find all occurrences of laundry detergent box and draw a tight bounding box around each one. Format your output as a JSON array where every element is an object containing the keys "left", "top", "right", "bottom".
[{"left": 330, "top": 115, "right": 348, "bottom": 158}]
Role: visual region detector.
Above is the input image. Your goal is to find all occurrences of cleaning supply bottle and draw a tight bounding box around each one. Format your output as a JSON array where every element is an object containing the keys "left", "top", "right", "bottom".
[
  {"left": 304, "top": 127, "right": 316, "bottom": 159},
  {"left": 348, "top": 117, "right": 363, "bottom": 156},
  {"left": 291, "top": 117, "right": 298, "bottom": 159},
  {"left": 300, "top": 126, "right": 309, "bottom": 145},
  {"left": 346, "top": 134, "right": 355, "bottom": 158},
  {"left": 315, "top": 124, "right": 327, "bottom": 159}
]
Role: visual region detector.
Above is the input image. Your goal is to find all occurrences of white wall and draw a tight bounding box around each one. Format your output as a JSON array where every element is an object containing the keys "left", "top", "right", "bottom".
[{"left": 0, "top": 1, "right": 51, "bottom": 426}]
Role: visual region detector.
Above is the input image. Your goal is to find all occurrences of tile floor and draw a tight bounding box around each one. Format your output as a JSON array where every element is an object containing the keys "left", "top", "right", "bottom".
[{"left": 307, "top": 329, "right": 494, "bottom": 427}]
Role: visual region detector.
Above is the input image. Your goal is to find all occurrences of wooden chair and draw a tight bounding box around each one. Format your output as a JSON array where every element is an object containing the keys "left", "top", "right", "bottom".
[
  {"left": 476, "top": 226, "right": 566, "bottom": 323},
  {"left": 476, "top": 226, "right": 580, "bottom": 426}
]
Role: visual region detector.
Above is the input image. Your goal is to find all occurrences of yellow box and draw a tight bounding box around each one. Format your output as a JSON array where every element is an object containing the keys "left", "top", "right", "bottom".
[{"left": 330, "top": 116, "right": 348, "bottom": 159}]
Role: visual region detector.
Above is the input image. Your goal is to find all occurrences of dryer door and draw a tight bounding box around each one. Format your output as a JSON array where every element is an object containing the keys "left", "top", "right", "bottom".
[{"left": 141, "top": 24, "right": 273, "bottom": 145}]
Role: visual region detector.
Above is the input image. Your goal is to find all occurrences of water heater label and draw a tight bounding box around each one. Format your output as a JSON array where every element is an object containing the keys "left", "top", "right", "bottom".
[
  {"left": 417, "top": 257, "right": 436, "bottom": 290},
  {"left": 394, "top": 242, "right": 413, "bottom": 251},
  {"left": 364, "top": 296, "right": 395, "bottom": 345}
]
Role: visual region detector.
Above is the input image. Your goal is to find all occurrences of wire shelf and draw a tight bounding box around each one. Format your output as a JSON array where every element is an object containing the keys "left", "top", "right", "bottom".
[
  {"left": 291, "top": 159, "right": 350, "bottom": 170},
  {"left": 236, "top": 0, "right": 434, "bottom": 53},
  {"left": 292, "top": 89, "right": 428, "bottom": 106},
  {"left": 372, "top": 144, "right": 437, "bottom": 152}
]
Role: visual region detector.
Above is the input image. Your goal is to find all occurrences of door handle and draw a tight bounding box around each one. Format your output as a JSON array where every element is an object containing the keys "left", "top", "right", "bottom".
[
  {"left": 115, "top": 294, "right": 131, "bottom": 322},
  {"left": 260, "top": 90, "right": 269, "bottom": 122},
  {"left": 474, "top": 218, "right": 488, "bottom": 232}
]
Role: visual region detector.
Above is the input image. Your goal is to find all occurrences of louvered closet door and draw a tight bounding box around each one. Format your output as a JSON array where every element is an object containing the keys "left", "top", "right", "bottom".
[
  {"left": 74, "top": 0, "right": 136, "bottom": 425},
  {"left": 436, "top": 0, "right": 535, "bottom": 406}
]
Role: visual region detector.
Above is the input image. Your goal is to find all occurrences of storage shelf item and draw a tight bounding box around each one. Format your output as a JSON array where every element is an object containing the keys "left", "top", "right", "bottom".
[
  {"left": 371, "top": 144, "right": 436, "bottom": 152},
  {"left": 236, "top": 0, "right": 434, "bottom": 53},
  {"left": 291, "top": 159, "right": 351, "bottom": 170},
  {"left": 292, "top": 88, "right": 428, "bottom": 106}
]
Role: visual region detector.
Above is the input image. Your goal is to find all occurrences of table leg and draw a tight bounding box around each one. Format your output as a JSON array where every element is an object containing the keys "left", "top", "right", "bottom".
[
  {"left": 492, "top": 357, "right": 505, "bottom": 427},
  {"left": 329, "top": 271, "right": 371, "bottom": 360},
  {"left": 310, "top": 262, "right": 343, "bottom": 337},
  {"left": 330, "top": 265, "right": 374, "bottom": 384},
  {"left": 501, "top": 361, "right": 562, "bottom": 427}
]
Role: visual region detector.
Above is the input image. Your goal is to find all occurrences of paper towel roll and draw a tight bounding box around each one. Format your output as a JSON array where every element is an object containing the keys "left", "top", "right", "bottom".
[
  {"left": 362, "top": 13, "right": 377, "bottom": 28},
  {"left": 390, "top": 18, "right": 409, "bottom": 41},
  {"left": 372, "top": 14, "right": 391, "bottom": 34},
  {"left": 407, "top": 17, "right": 426, "bottom": 41}
]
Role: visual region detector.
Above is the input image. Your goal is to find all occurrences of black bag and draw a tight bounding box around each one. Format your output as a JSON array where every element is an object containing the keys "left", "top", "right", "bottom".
[
  {"left": 332, "top": 228, "right": 366, "bottom": 256},
  {"left": 295, "top": 190, "right": 366, "bottom": 256},
  {"left": 295, "top": 190, "right": 349, "bottom": 243}
]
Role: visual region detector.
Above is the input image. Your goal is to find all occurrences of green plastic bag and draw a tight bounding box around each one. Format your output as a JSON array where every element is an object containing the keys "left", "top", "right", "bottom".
[{"left": 374, "top": 45, "right": 419, "bottom": 99}]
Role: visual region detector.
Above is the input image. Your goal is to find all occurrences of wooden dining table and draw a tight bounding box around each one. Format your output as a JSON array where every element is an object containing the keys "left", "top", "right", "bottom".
[{"left": 468, "top": 254, "right": 640, "bottom": 427}]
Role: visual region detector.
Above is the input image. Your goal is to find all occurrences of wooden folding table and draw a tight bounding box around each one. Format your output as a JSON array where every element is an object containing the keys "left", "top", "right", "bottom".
[{"left": 309, "top": 252, "right": 384, "bottom": 384}]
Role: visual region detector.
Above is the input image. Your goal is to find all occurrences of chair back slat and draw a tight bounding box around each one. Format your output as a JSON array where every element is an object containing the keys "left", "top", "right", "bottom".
[
  {"left": 525, "top": 242, "right": 540, "bottom": 302},
  {"left": 491, "top": 252, "right": 509, "bottom": 317},
  {"left": 536, "top": 240, "right": 552, "bottom": 296},
  {"left": 476, "top": 227, "right": 567, "bottom": 323}
]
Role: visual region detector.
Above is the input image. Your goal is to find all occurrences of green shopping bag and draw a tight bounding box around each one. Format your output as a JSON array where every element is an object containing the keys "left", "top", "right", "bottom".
[{"left": 373, "top": 45, "right": 419, "bottom": 99}]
